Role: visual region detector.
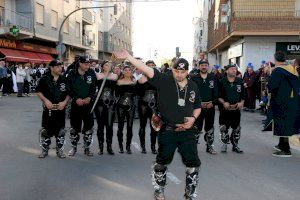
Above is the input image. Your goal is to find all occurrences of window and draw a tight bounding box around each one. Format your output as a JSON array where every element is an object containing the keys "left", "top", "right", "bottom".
[
  {"left": 51, "top": 10, "right": 58, "bottom": 29},
  {"left": 92, "top": 33, "right": 95, "bottom": 45},
  {"left": 99, "top": 32, "right": 103, "bottom": 41},
  {"left": 75, "top": 22, "right": 80, "bottom": 37},
  {"left": 100, "top": 10, "right": 103, "bottom": 21},
  {"left": 110, "top": 14, "right": 113, "bottom": 23},
  {"left": 63, "top": 17, "right": 69, "bottom": 33},
  {"left": 35, "top": 3, "right": 44, "bottom": 24},
  {"left": 76, "top": 0, "right": 80, "bottom": 7},
  {"left": 109, "top": 34, "right": 112, "bottom": 42}
]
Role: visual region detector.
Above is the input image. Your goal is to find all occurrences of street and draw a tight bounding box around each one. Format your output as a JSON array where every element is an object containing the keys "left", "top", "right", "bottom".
[{"left": 0, "top": 96, "right": 299, "bottom": 200}]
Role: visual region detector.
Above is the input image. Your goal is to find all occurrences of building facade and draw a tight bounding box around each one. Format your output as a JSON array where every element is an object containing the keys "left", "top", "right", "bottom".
[
  {"left": 207, "top": 0, "right": 300, "bottom": 72},
  {"left": 0, "top": 0, "right": 132, "bottom": 64},
  {"left": 193, "top": 0, "right": 209, "bottom": 63}
]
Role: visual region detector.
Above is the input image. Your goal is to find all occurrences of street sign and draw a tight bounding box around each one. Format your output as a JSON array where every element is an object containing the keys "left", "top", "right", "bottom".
[{"left": 56, "top": 44, "right": 66, "bottom": 55}]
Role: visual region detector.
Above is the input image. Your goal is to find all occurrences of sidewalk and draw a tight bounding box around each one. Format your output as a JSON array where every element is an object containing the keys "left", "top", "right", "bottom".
[{"left": 290, "top": 135, "right": 300, "bottom": 149}]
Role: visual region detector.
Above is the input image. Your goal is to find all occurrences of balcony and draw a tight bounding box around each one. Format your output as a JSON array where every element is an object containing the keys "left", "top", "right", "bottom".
[
  {"left": 82, "top": 35, "right": 94, "bottom": 47},
  {"left": 207, "top": 9, "right": 300, "bottom": 52},
  {"left": 82, "top": 9, "right": 93, "bottom": 25},
  {"left": 0, "top": 7, "right": 32, "bottom": 32}
]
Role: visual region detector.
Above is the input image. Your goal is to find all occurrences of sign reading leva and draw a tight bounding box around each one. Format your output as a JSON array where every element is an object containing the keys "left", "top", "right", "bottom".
[
  {"left": 276, "top": 42, "right": 300, "bottom": 55},
  {"left": 0, "top": 38, "right": 57, "bottom": 54}
]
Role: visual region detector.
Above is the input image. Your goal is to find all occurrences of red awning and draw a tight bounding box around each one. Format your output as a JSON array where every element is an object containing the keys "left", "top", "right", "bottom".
[
  {"left": 20, "top": 51, "right": 44, "bottom": 64},
  {"left": 0, "top": 48, "right": 28, "bottom": 62},
  {"left": 36, "top": 53, "right": 53, "bottom": 63}
]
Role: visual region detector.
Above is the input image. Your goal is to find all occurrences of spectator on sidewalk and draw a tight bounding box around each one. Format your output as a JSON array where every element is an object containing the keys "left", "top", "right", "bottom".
[
  {"left": 243, "top": 63, "right": 257, "bottom": 112},
  {"left": 268, "top": 51, "right": 300, "bottom": 157},
  {"left": 16, "top": 64, "right": 26, "bottom": 97},
  {"left": 0, "top": 58, "right": 7, "bottom": 96},
  {"left": 23, "top": 63, "right": 32, "bottom": 96}
]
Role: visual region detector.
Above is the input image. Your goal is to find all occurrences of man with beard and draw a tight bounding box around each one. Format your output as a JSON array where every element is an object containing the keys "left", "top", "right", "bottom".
[
  {"left": 218, "top": 64, "right": 245, "bottom": 154},
  {"left": 36, "top": 60, "right": 70, "bottom": 158},
  {"left": 114, "top": 50, "right": 202, "bottom": 200},
  {"left": 191, "top": 60, "right": 218, "bottom": 154}
]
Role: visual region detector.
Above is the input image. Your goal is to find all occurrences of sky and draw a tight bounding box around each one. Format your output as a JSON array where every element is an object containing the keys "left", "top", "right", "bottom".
[{"left": 132, "top": 0, "right": 197, "bottom": 64}]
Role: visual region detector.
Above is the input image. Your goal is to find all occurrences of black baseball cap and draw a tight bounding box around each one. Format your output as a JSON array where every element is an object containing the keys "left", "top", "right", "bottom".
[
  {"left": 198, "top": 59, "right": 209, "bottom": 65},
  {"left": 78, "top": 56, "right": 91, "bottom": 63},
  {"left": 224, "top": 64, "right": 237, "bottom": 70},
  {"left": 146, "top": 60, "right": 156, "bottom": 66},
  {"left": 173, "top": 58, "right": 189, "bottom": 70},
  {"left": 49, "top": 59, "right": 63, "bottom": 67}
]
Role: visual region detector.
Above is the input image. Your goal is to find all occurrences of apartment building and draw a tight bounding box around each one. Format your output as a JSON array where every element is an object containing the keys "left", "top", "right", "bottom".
[
  {"left": 96, "top": 0, "right": 132, "bottom": 60},
  {"left": 207, "top": 0, "right": 300, "bottom": 72},
  {"left": 0, "top": 0, "right": 132, "bottom": 64}
]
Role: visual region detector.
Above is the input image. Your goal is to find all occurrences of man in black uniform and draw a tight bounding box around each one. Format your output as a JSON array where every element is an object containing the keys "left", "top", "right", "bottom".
[
  {"left": 114, "top": 50, "right": 202, "bottom": 200},
  {"left": 67, "top": 56, "right": 96, "bottom": 156},
  {"left": 218, "top": 64, "right": 245, "bottom": 154},
  {"left": 191, "top": 60, "right": 218, "bottom": 154},
  {"left": 36, "top": 60, "right": 70, "bottom": 158}
]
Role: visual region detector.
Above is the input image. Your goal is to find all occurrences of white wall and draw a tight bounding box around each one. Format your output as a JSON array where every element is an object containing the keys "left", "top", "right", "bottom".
[
  {"left": 296, "top": 0, "right": 300, "bottom": 10},
  {"left": 243, "top": 36, "right": 299, "bottom": 70}
]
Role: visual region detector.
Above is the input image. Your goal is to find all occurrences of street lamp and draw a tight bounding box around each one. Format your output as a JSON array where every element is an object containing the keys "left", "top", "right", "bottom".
[{"left": 58, "top": 4, "right": 118, "bottom": 60}]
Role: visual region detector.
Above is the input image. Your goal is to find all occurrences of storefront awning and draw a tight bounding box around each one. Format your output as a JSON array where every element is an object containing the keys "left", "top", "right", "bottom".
[
  {"left": 0, "top": 48, "right": 28, "bottom": 62},
  {"left": 20, "top": 51, "right": 44, "bottom": 64},
  {"left": 36, "top": 53, "right": 53, "bottom": 63}
]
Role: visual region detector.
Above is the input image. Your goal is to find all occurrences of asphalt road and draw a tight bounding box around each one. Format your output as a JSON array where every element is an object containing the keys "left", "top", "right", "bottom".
[{"left": 0, "top": 96, "right": 299, "bottom": 200}]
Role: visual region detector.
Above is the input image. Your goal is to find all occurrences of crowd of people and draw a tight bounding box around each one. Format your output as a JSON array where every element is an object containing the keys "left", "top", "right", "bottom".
[
  {"left": 1, "top": 50, "right": 299, "bottom": 200},
  {"left": 0, "top": 61, "right": 49, "bottom": 97}
]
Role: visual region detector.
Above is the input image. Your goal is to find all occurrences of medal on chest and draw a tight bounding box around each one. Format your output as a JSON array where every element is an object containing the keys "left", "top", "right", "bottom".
[
  {"left": 178, "top": 98, "right": 185, "bottom": 106},
  {"left": 175, "top": 80, "right": 188, "bottom": 107}
]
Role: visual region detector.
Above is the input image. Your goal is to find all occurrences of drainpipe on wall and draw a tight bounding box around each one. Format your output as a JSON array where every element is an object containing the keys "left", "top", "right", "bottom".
[{"left": 31, "top": 0, "right": 36, "bottom": 38}]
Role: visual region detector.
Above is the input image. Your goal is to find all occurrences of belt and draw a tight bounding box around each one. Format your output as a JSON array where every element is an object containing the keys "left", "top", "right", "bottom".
[{"left": 162, "top": 124, "right": 187, "bottom": 132}]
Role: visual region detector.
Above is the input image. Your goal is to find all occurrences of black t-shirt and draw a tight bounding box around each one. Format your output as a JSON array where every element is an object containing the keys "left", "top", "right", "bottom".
[
  {"left": 219, "top": 77, "right": 245, "bottom": 104},
  {"left": 148, "top": 68, "right": 201, "bottom": 125},
  {"left": 67, "top": 68, "right": 96, "bottom": 101},
  {"left": 35, "top": 72, "right": 69, "bottom": 104},
  {"left": 191, "top": 73, "right": 218, "bottom": 104}
]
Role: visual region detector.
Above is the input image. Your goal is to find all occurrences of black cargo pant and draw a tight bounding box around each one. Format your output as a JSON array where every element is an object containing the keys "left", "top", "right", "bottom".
[
  {"left": 196, "top": 107, "right": 215, "bottom": 132},
  {"left": 156, "top": 129, "right": 201, "bottom": 168},
  {"left": 40, "top": 109, "right": 66, "bottom": 149},
  {"left": 69, "top": 102, "right": 94, "bottom": 148},
  {"left": 195, "top": 107, "right": 215, "bottom": 145},
  {"left": 219, "top": 110, "right": 241, "bottom": 146}
]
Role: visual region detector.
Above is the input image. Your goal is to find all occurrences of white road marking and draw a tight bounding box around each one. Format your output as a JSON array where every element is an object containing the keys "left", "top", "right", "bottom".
[
  {"left": 131, "top": 141, "right": 141, "bottom": 151},
  {"left": 167, "top": 172, "right": 181, "bottom": 184},
  {"left": 291, "top": 145, "right": 300, "bottom": 151}
]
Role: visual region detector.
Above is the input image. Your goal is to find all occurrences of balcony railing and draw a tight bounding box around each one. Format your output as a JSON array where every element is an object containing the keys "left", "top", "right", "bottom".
[
  {"left": 82, "top": 9, "right": 93, "bottom": 24},
  {"left": 208, "top": 10, "right": 300, "bottom": 51},
  {"left": 233, "top": 10, "right": 300, "bottom": 18},
  {"left": 0, "top": 7, "right": 32, "bottom": 32},
  {"left": 82, "top": 35, "right": 94, "bottom": 47}
]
